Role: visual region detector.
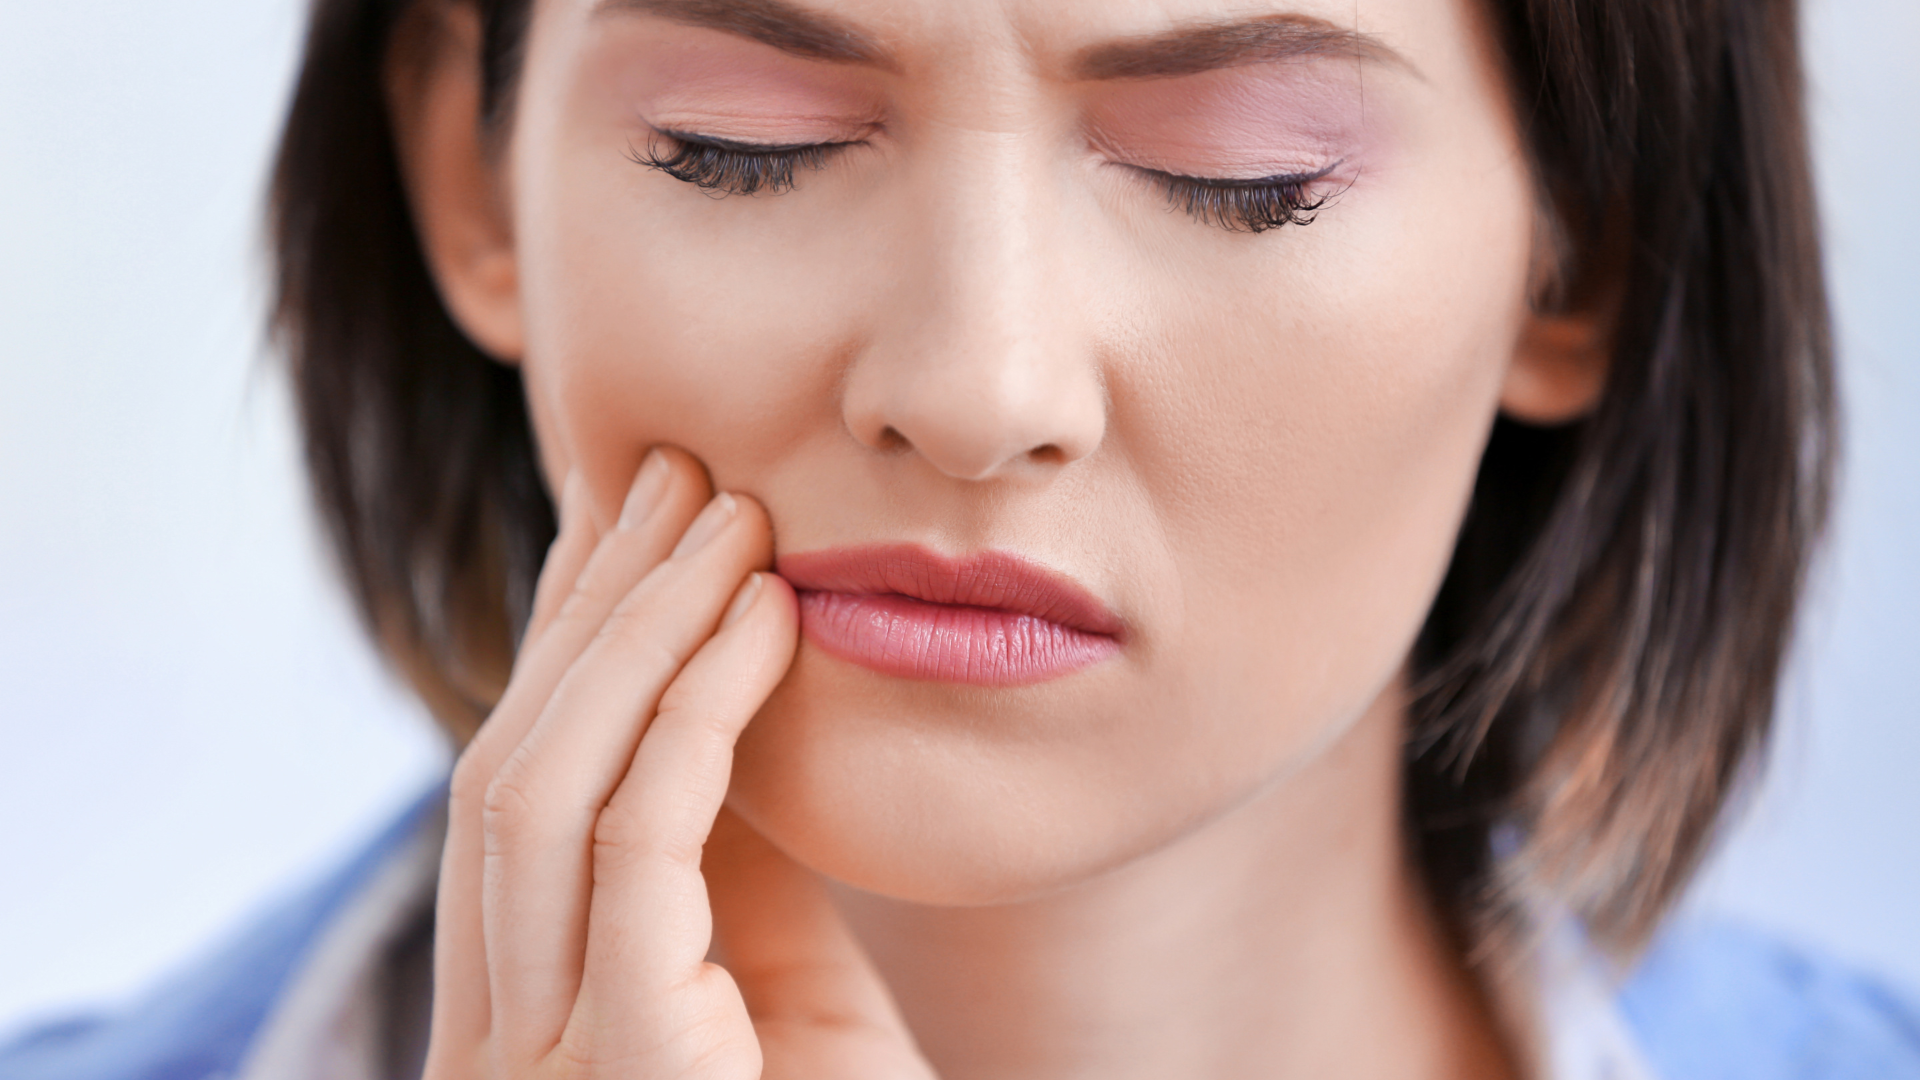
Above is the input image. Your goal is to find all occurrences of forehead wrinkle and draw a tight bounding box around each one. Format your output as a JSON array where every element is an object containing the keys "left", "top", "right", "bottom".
[
  {"left": 593, "top": 0, "right": 900, "bottom": 70},
  {"left": 1072, "top": 12, "right": 1416, "bottom": 81}
]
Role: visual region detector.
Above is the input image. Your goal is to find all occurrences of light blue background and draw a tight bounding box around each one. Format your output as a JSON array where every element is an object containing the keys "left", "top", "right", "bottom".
[{"left": 1, "top": 0, "right": 1914, "bottom": 1036}]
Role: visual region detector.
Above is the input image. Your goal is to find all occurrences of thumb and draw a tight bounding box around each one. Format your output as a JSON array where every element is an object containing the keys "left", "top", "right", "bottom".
[{"left": 704, "top": 809, "right": 933, "bottom": 1076}]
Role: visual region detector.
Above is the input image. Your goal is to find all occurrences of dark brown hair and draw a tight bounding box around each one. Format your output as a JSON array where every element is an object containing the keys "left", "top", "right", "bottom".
[{"left": 269, "top": 0, "right": 1833, "bottom": 955}]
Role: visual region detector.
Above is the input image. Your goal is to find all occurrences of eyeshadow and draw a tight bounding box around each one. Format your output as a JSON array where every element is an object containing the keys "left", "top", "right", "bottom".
[
  {"left": 594, "top": 24, "right": 886, "bottom": 145},
  {"left": 1083, "top": 62, "right": 1391, "bottom": 181}
]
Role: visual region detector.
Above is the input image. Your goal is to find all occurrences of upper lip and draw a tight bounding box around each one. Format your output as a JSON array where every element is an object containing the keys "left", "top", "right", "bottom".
[{"left": 775, "top": 544, "right": 1125, "bottom": 638}]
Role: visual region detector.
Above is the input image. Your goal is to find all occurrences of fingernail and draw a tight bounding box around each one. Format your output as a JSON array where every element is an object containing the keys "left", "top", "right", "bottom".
[
  {"left": 721, "top": 573, "right": 764, "bottom": 629},
  {"left": 673, "top": 492, "right": 737, "bottom": 558},
  {"left": 617, "top": 450, "right": 670, "bottom": 531}
]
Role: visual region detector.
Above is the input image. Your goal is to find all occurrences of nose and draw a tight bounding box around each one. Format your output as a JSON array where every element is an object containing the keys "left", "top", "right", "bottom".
[{"left": 841, "top": 143, "right": 1107, "bottom": 482}]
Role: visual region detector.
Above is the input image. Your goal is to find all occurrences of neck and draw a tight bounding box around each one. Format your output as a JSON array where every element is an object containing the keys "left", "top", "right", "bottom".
[{"left": 831, "top": 691, "right": 1518, "bottom": 1080}]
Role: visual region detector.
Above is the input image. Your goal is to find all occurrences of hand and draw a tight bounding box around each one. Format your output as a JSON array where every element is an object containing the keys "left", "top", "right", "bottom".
[{"left": 423, "top": 448, "right": 935, "bottom": 1080}]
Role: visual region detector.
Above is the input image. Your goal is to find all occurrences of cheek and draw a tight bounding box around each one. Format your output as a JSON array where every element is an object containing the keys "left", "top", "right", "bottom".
[
  {"left": 1128, "top": 148, "right": 1537, "bottom": 733},
  {"left": 509, "top": 134, "right": 863, "bottom": 511}
]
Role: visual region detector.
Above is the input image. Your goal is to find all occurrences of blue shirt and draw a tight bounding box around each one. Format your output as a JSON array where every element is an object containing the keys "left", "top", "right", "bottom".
[{"left": 4, "top": 787, "right": 1917, "bottom": 1080}]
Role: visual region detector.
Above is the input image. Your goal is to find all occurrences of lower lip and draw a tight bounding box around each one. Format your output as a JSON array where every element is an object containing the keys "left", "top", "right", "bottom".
[{"left": 794, "top": 590, "right": 1121, "bottom": 686}]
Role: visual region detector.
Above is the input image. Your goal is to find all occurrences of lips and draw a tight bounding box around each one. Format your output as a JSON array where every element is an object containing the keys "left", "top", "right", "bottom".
[{"left": 775, "top": 545, "right": 1124, "bottom": 686}]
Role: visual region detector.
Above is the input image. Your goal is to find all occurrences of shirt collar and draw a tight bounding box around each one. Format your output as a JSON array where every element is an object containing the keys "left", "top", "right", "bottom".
[
  {"left": 236, "top": 799, "right": 444, "bottom": 1080},
  {"left": 1528, "top": 916, "right": 1662, "bottom": 1080}
]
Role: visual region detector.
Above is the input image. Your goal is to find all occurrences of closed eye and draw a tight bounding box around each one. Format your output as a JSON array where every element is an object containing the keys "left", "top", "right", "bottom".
[
  {"left": 1131, "top": 162, "right": 1346, "bottom": 233},
  {"left": 630, "top": 128, "right": 859, "bottom": 196}
]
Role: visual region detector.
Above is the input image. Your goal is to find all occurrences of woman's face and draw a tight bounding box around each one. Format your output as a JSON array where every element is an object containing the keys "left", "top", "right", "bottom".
[{"left": 423, "top": 0, "right": 1595, "bottom": 903}]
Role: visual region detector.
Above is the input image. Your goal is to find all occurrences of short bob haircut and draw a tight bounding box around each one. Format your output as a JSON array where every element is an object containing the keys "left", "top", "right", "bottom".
[{"left": 270, "top": 0, "right": 1833, "bottom": 958}]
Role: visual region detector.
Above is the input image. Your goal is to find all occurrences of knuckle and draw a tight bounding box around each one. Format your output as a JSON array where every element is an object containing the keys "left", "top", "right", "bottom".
[
  {"left": 480, "top": 765, "right": 540, "bottom": 845},
  {"left": 449, "top": 745, "right": 497, "bottom": 811},
  {"left": 646, "top": 705, "right": 728, "bottom": 776},
  {"left": 552, "top": 577, "right": 619, "bottom": 629},
  {"left": 653, "top": 695, "right": 744, "bottom": 766},
  {"left": 591, "top": 801, "right": 701, "bottom": 877},
  {"left": 588, "top": 804, "right": 651, "bottom": 874},
  {"left": 594, "top": 605, "right": 686, "bottom": 679},
  {"left": 593, "top": 598, "right": 657, "bottom": 646}
]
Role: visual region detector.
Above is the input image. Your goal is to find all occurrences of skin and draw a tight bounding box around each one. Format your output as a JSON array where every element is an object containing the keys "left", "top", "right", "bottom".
[{"left": 388, "top": 0, "right": 1613, "bottom": 1076}]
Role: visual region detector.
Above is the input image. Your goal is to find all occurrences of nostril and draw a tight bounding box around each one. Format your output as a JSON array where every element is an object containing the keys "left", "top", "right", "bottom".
[
  {"left": 877, "top": 425, "right": 912, "bottom": 453},
  {"left": 1028, "top": 444, "right": 1067, "bottom": 466}
]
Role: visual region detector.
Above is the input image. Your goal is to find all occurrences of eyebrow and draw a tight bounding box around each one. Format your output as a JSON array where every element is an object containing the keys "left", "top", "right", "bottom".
[
  {"left": 594, "top": 0, "right": 895, "bottom": 68},
  {"left": 1072, "top": 14, "right": 1413, "bottom": 81},
  {"left": 593, "top": 2, "right": 1409, "bottom": 83}
]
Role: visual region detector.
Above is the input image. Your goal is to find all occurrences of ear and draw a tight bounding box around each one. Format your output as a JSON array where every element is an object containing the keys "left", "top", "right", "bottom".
[
  {"left": 1499, "top": 307, "right": 1610, "bottom": 425},
  {"left": 386, "top": 0, "right": 524, "bottom": 362},
  {"left": 1499, "top": 206, "right": 1622, "bottom": 426}
]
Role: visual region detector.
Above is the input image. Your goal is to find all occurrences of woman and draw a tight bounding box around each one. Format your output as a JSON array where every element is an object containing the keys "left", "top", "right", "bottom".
[{"left": 6, "top": 0, "right": 1916, "bottom": 1076}]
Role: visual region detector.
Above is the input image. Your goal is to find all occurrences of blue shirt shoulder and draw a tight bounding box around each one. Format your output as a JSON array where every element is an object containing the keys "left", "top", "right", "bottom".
[
  {"left": 0, "top": 794, "right": 440, "bottom": 1080},
  {"left": 1622, "top": 918, "right": 1920, "bottom": 1080},
  {"left": 6, "top": 791, "right": 1917, "bottom": 1080}
]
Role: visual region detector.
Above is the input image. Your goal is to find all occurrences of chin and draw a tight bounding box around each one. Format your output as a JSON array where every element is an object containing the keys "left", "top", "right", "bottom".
[{"left": 724, "top": 643, "right": 1310, "bottom": 908}]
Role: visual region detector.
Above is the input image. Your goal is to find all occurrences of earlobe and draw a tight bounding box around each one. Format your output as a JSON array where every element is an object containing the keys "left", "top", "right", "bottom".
[
  {"left": 1500, "top": 309, "right": 1610, "bottom": 425},
  {"left": 1500, "top": 204, "right": 1621, "bottom": 426},
  {"left": 386, "top": 0, "right": 525, "bottom": 363}
]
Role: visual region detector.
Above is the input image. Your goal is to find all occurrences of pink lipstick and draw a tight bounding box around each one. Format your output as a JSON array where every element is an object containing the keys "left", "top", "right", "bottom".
[{"left": 776, "top": 545, "right": 1123, "bottom": 686}]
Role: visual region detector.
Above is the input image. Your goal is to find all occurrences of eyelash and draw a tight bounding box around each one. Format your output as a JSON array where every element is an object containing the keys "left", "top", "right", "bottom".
[
  {"left": 632, "top": 129, "right": 854, "bottom": 196},
  {"left": 1141, "top": 165, "right": 1342, "bottom": 233},
  {"left": 634, "top": 129, "right": 1341, "bottom": 233}
]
